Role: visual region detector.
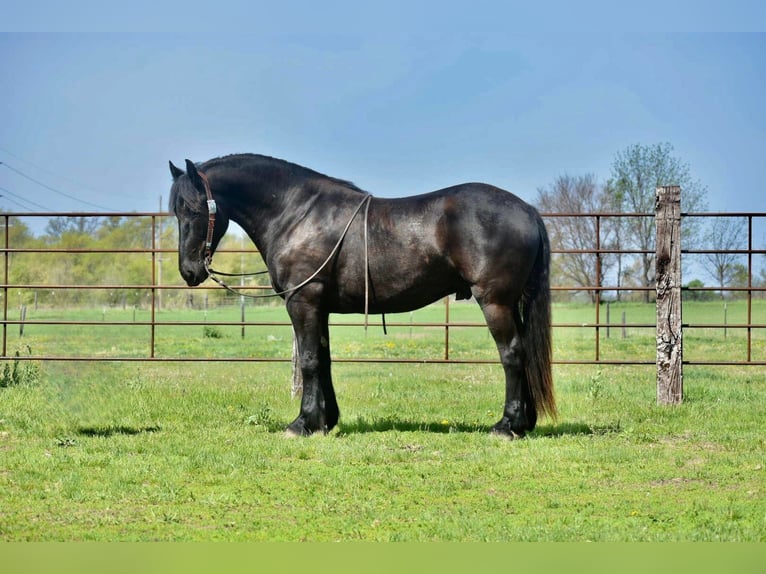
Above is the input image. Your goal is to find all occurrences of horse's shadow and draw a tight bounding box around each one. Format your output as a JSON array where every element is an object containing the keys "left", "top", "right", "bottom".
[
  {"left": 74, "top": 420, "right": 619, "bottom": 440},
  {"left": 334, "top": 418, "right": 617, "bottom": 438},
  {"left": 77, "top": 424, "right": 161, "bottom": 438},
  {"left": 338, "top": 418, "right": 493, "bottom": 435}
]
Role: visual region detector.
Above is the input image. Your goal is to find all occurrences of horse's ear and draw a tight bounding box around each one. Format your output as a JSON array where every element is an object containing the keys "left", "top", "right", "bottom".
[
  {"left": 184, "top": 159, "right": 203, "bottom": 190},
  {"left": 169, "top": 161, "right": 184, "bottom": 180}
]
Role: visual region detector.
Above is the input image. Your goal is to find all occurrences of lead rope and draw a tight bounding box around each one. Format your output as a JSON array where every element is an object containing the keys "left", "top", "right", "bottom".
[
  {"left": 362, "top": 197, "right": 387, "bottom": 335},
  {"left": 200, "top": 173, "right": 384, "bottom": 332},
  {"left": 206, "top": 193, "right": 372, "bottom": 300}
]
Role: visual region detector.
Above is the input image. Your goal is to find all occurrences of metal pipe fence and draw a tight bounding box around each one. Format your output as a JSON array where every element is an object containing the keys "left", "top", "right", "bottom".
[{"left": 2, "top": 209, "right": 765, "bottom": 367}]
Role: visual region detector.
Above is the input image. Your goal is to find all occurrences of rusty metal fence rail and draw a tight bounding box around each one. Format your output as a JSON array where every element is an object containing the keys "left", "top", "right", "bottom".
[{"left": 2, "top": 208, "right": 765, "bottom": 366}]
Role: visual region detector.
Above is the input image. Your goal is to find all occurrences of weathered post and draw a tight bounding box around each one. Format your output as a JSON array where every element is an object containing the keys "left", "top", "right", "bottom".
[
  {"left": 621, "top": 311, "right": 627, "bottom": 340},
  {"left": 655, "top": 186, "right": 683, "bottom": 405},
  {"left": 606, "top": 301, "right": 611, "bottom": 339},
  {"left": 19, "top": 305, "right": 27, "bottom": 337}
]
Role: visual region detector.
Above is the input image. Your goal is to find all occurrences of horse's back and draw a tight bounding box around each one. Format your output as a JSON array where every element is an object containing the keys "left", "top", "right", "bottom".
[
  {"left": 381, "top": 182, "right": 542, "bottom": 253},
  {"left": 385, "top": 182, "right": 540, "bottom": 230}
]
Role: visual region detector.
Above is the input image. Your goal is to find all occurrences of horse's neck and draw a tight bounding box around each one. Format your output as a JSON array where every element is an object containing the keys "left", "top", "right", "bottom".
[{"left": 215, "top": 169, "right": 309, "bottom": 262}]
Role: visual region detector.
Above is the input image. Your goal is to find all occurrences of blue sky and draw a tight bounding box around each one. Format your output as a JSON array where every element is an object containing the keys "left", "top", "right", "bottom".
[{"left": 1, "top": 13, "right": 765, "bottom": 240}]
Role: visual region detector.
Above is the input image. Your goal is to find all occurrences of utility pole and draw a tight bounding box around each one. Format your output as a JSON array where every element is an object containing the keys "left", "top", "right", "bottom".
[{"left": 157, "top": 196, "right": 163, "bottom": 312}]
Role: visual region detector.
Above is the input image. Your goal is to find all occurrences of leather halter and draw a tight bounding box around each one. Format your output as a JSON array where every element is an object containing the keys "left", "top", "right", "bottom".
[{"left": 198, "top": 171, "right": 217, "bottom": 267}]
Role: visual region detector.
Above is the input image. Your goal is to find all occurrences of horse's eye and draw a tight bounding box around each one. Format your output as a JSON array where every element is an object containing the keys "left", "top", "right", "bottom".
[{"left": 178, "top": 200, "right": 193, "bottom": 216}]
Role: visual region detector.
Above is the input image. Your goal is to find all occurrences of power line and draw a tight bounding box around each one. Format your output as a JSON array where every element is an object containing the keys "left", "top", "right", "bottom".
[
  {"left": 0, "top": 193, "right": 39, "bottom": 211},
  {"left": 0, "top": 185, "right": 50, "bottom": 211},
  {"left": 0, "top": 160, "right": 115, "bottom": 211},
  {"left": 0, "top": 145, "right": 102, "bottom": 198}
]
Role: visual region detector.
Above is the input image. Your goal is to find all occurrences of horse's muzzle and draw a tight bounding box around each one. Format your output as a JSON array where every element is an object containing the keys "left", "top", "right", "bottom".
[{"left": 180, "top": 261, "right": 208, "bottom": 287}]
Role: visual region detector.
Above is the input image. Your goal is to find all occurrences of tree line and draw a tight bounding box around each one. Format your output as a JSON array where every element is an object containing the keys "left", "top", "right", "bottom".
[
  {"left": 536, "top": 142, "right": 761, "bottom": 303},
  {"left": 3, "top": 142, "right": 764, "bottom": 310},
  {"left": 4, "top": 214, "right": 268, "bottom": 310}
]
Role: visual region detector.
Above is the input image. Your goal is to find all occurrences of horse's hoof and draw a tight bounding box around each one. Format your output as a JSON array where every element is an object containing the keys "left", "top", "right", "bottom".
[
  {"left": 491, "top": 424, "right": 526, "bottom": 440},
  {"left": 284, "top": 428, "right": 302, "bottom": 439},
  {"left": 285, "top": 419, "right": 328, "bottom": 437},
  {"left": 285, "top": 419, "right": 309, "bottom": 437}
]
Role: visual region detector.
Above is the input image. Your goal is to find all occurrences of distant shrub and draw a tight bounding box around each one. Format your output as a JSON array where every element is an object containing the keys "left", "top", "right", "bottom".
[
  {"left": 203, "top": 325, "right": 224, "bottom": 339},
  {"left": 1, "top": 345, "right": 40, "bottom": 388}
]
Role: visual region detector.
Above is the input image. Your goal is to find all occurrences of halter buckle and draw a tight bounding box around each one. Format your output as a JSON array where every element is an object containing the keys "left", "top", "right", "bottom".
[{"left": 207, "top": 199, "right": 217, "bottom": 214}]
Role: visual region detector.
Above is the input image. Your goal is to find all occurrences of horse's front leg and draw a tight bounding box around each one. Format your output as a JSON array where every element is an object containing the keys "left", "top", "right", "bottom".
[{"left": 285, "top": 299, "right": 339, "bottom": 436}]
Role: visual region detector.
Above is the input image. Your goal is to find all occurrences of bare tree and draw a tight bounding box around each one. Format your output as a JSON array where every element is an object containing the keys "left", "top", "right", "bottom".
[
  {"left": 536, "top": 174, "right": 615, "bottom": 303},
  {"left": 702, "top": 216, "right": 748, "bottom": 299},
  {"left": 609, "top": 142, "right": 708, "bottom": 302},
  {"left": 44, "top": 216, "right": 102, "bottom": 239},
  {"left": 602, "top": 179, "right": 628, "bottom": 300}
]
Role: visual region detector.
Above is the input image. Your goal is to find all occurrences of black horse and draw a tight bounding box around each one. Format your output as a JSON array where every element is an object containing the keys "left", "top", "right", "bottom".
[{"left": 169, "top": 154, "right": 555, "bottom": 437}]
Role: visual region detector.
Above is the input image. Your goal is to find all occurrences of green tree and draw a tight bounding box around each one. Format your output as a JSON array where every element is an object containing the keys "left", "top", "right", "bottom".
[
  {"left": 95, "top": 216, "right": 155, "bottom": 307},
  {"left": 609, "top": 142, "right": 708, "bottom": 302},
  {"left": 2, "top": 215, "right": 41, "bottom": 307},
  {"left": 727, "top": 263, "right": 750, "bottom": 300},
  {"left": 684, "top": 278, "right": 715, "bottom": 302},
  {"left": 756, "top": 266, "right": 766, "bottom": 300}
]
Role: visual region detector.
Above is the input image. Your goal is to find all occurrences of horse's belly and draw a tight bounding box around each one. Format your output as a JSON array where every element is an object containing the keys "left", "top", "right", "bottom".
[{"left": 331, "top": 267, "right": 469, "bottom": 314}]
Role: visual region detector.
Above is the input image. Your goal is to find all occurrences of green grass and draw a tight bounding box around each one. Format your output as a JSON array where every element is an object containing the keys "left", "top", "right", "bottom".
[
  {"left": 1, "top": 357, "right": 764, "bottom": 541},
  {"left": 1, "top": 300, "right": 764, "bottom": 540},
  {"left": 7, "top": 299, "right": 766, "bottom": 363}
]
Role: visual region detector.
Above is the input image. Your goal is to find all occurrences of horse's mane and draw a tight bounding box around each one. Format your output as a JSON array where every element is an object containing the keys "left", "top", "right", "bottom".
[
  {"left": 200, "top": 153, "right": 365, "bottom": 194},
  {"left": 170, "top": 153, "right": 365, "bottom": 214}
]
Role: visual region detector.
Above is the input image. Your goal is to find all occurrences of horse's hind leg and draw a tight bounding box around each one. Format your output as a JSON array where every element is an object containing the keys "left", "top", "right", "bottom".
[{"left": 478, "top": 300, "right": 535, "bottom": 438}]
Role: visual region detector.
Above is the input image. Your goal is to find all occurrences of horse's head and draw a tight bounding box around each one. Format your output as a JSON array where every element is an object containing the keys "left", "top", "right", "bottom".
[{"left": 168, "top": 159, "right": 229, "bottom": 286}]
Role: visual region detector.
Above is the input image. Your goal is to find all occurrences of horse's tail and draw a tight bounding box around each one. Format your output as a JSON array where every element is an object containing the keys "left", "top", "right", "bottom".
[{"left": 521, "top": 213, "right": 557, "bottom": 422}]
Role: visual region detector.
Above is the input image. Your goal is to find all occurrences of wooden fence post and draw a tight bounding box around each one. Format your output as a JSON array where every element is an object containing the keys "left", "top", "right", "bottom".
[
  {"left": 655, "top": 185, "right": 683, "bottom": 405},
  {"left": 19, "top": 305, "right": 27, "bottom": 337}
]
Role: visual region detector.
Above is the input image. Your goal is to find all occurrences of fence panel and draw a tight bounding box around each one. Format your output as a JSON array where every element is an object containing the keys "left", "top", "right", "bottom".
[{"left": 2, "top": 209, "right": 765, "bottom": 367}]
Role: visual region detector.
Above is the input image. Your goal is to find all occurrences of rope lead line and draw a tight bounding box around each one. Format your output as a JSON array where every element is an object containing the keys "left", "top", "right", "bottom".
[
  {"left": 198, "top": 170, "right": 383, "bottom": 331},
  {"left": 204, "top": 193, "right": 371, "bottom": 300}
]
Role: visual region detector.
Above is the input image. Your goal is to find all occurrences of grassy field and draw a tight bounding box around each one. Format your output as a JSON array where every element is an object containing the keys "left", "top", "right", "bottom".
[
  {"left": 7, "top": 299, "right": 766, "bottom": 364},
  {"left": 0, "top": 301, "right": 764, "bottom": 541}
]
